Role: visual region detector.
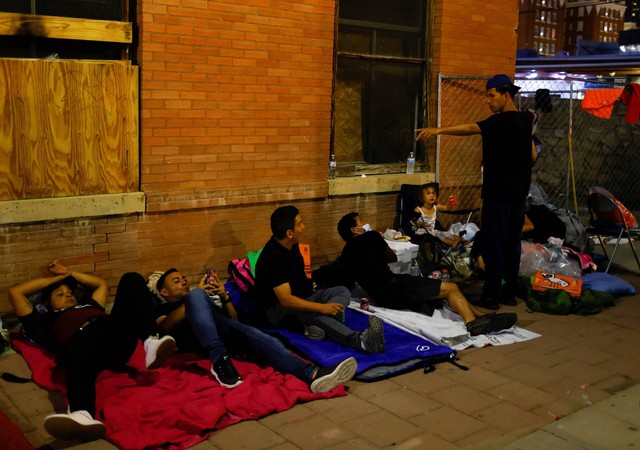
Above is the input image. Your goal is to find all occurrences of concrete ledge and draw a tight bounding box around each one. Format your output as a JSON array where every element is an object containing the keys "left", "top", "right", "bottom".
[
  {"left": 328, "top": 173, "right": 435, "bottom": 196},
  {"left": 0, "top": 192, "right": 146, "bottom": 224}
]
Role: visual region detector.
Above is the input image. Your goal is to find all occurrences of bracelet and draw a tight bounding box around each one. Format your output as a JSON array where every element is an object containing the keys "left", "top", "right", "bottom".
[{"left": 221, "top": 293, "right": 232, "bottom": 304}]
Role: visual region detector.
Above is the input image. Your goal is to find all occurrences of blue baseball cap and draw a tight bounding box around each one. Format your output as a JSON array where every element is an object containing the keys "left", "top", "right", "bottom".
[{"left": 486, "top": 74, "right": 521, "bottom": 93}]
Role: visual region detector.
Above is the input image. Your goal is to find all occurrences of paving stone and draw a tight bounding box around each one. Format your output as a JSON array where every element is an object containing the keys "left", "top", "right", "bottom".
[
  {"left": 305, "top": 393, "right": 379, "bottom": 423},
  {"left": 458, "top": 347, "right": 521, "bottom": 371},
  {"left": 496, "top": 362, "right": 565, "bottom": 388},
  {"left": 346, "top": 379, "right": 401, "bottom": 399},
  {"left": 473, "top": 401, "right": 548, "bottom": 432},
  {"left": 11, "top": 388, "right": 56, "bottom": 417},
  {"left": 381, "top": 432, "right": 459, "bottom": 450},
  {"left": 408, "top": 405, "right": 489, "bottom": 442},
  {"left": 274, "top": 412, "right": 357, "bottom": 449},
  {"left": 343, "top": 410, "right": 422, "bottom": 447},
  {"left": 441, "top": 363, "right": 513, "bottom": 391},
  {"left": 426, "top": 384, "right": 500, "bottom": 415},
  {"left": 367, "top": 386, "right": 441, "bottom": 418},
  {"left": 208, "top": 420, "right": 286, "bottom": 450},
  {"left": 259, "top": 403, "right": 315, "bottom": 429},
  {"left": 501, "top": 430, "right": 589, "bottom": 450},
  {"left": 549, "top": 359, "right": 612, "bottom": 385},
  {"left": 392, "top": 371, "right": 457, "bottom": 395},
  {"left": 553, "top": 344, "right": 614, "bottom": 366},
  {"left": 488, "top": 381, "right": 561, "bottom": 410},
  {"left": 322, "top": 437, "right": 380, "bottom": 450}
]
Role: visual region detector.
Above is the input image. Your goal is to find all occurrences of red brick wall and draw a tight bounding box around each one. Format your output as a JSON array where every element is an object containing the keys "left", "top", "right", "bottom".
[
  {"left": 432, "top": 0, "right": 518, "bottom": 77},
  {"left": 138, "top": 0, "right": 337, "bottom": 212},
  {"left": 0, "top": 195, "right": 396, "bottom": 311},
  {"left": 0, "top": 0, "right": 518, "bottom": 313}
]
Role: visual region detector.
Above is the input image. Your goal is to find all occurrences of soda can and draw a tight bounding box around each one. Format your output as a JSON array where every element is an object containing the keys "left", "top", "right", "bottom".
[
  {"left": 428, "top": 270, "right": 441, "bottom": 280},
  {"left": 448, "top": 195, "right": 457, "bottom": 207},
  {"left": 360, "top": 298, "right": 370, "bottom": 311}
]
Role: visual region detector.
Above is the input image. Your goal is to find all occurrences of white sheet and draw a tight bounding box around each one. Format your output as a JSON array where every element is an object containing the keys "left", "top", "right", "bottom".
[{"left": 348, "top": 300, "right": 540, "bottom": 351}]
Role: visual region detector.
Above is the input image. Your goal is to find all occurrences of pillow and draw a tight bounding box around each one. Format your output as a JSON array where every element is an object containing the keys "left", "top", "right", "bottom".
[{"left": 581, "top": 272, "right": 637, "bottom": 297}]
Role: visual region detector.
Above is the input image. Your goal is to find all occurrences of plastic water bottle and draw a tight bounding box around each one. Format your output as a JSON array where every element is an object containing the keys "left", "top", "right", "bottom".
[
  {"left": 441, "top": 268, "right": 450, "bottom": 282},
  {"left": 410, "top": 259, "right": 421, "bottom": 277},
  {"left": 406, "top": 152, "right": 415, "bottom": 174},
  {"left": 328, "top": 154, "right": 337, "bottom": 179}
]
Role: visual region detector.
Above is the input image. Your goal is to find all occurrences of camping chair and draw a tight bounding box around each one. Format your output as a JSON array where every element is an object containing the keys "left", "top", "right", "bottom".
[
  {"left": 587, "top": 186, "right": 640, "bottom": 273},
  {"left": 395, "top": 183, "right": 479, "bottom": 275}
]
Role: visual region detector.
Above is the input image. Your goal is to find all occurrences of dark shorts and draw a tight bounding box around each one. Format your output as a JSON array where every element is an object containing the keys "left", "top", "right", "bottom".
[{"left": 385, "top": 274, "right": 443, "bottom": 316}]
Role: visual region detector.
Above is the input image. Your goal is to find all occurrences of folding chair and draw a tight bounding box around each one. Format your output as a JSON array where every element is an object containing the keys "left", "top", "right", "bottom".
[{"left": 587, "top": 186, "right": 640, "bottom": 273}]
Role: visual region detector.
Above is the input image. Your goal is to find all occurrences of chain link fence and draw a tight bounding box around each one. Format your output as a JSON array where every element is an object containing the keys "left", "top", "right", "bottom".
[{"left": 436, "top": 74, "right": 640, "bottom": 229}]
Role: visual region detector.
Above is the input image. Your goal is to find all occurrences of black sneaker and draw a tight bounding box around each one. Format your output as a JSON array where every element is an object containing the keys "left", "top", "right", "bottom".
[
  {"left": 360, "top": 315, "right": 385, "bottom": 353},
  {"left": 304, "top": 325, "right": 325, "bottom": 340},
  {"left": 466, "top": 313, "right": 518, "bottom": 336},
  {"left": 309, "top": 357, "right": 358, "bottom": 393},
  {"left": 211, "top": 354, "right": 243, "bottom": 388}
]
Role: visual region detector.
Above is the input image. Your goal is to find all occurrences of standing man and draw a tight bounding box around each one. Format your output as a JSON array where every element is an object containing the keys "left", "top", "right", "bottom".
[
  {"left": 255, "top": 205, "right": 386, "bottom": 354},
  {"left": 416, "top": 74, "right": 533, "bottom": 310}
]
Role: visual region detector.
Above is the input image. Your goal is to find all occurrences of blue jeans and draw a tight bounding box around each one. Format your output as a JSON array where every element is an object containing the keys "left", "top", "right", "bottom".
[
  {"left": 264, "top": 286, "right": 362, "bottom": 350},
  {"left": 185, "top": 288, "right": 316, "bottom": 383}
]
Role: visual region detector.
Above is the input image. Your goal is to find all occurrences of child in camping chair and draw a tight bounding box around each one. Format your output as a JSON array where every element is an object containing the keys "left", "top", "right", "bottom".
[{"left": 412, "top": 183, "right": 474, "bottom": 274}]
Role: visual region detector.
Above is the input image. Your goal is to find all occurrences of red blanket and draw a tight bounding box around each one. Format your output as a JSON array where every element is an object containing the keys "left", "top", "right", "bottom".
[{"left": 12, "top": 335, "right": 344, "bottom": 450}]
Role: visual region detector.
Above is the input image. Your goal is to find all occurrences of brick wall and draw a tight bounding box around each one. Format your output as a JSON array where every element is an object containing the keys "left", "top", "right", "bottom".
[
  {"left": 0, "top": 0, "right": 519, "bottom": 314},
  {"left": 138, "top": 0, "right": 336, "bottom": 212}
]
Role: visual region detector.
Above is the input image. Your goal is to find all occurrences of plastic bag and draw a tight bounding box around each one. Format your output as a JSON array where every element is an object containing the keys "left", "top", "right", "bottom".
[
  {"left": 519, "top": 241, "right": 581, "bottom": 278},
  {"left": 449, "top": 222, "right": 480, "bottom": 241}
]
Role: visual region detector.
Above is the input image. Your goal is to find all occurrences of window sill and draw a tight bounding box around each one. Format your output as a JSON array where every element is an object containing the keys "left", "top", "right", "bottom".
[
  {"left": 328, "top": 173, "right": 434, "bottom": 196},
  {"left": 0, "top": 193, "right": 146, "bottom": 224}
]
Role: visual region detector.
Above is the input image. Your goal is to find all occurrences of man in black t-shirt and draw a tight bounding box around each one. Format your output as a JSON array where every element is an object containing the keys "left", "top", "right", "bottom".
[
  {"left": 8, "top": 261, "right": 176, "bottom": 442},
  {"left": 416, "top": 74, "right": 534, "bottom": 310},
  {"left": 255, "top": 205, "right": 386, "bottom": 354},
  {"left": 338, "top": 212, "right": 517, "bottom": 336}
]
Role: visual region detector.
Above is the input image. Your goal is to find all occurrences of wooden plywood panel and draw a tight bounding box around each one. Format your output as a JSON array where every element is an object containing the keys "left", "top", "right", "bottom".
[{"left": 0, "top": 59, "right": 138, "bottom": 200}]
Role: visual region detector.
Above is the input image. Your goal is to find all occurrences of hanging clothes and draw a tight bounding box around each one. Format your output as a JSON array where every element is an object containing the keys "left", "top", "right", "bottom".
[
  {"left": 580, "top": 88, "right": 623, "bottom": 119},
  {"left": 619, "top": 83, "right": 640, "bottom": 124}
]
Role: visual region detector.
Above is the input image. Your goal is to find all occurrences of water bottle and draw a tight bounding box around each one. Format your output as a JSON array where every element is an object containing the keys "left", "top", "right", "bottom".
[
  {"left": 328, "top": 154, "right": 337, "bottom": 179},
  {"left": 441, "top": 268, "right": 450, "bottom": 282},
  {"left": 406, "top": 151, "right": 415, "bottom": 174},
  {"left": 410, "top": 259, "right": 422, "bottom": 277}
]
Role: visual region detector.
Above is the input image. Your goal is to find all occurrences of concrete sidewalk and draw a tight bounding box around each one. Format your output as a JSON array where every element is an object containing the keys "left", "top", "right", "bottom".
[{"left": 1, "top": 265, "right": 639, "bottom": 449}]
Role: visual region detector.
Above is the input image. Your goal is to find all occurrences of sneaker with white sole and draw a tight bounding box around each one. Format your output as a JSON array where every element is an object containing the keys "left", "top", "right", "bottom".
[
  {"left": 144, "top": 334, "right": 176, "bottom": 370},
  {"left": 44, "top": 410, "right": 106, "bottom": 441},
  {"left": 360, "top": 315, "right": 385, "bottom": 353},
  {"left": 303, "top": 325, "right": 325, "bottom": 340},
  {"left": 211, "top": 354, "right": 243, "bottom": 388},
  {"left": 309, "top": 357, "right": 358, "bottom": 393}
]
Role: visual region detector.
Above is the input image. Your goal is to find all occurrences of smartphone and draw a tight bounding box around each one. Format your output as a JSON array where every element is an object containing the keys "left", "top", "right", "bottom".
[{"left": 206, "top": 268, "right": 217, "bottom": 285}]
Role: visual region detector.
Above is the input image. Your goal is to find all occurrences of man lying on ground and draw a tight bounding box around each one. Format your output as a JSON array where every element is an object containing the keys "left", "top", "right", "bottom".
[
  {"left": 8, "top": 262, "right": 176, "bottom": 441},
  {"left": 150, "top": 267, "right": 357, "bottom": 392}
]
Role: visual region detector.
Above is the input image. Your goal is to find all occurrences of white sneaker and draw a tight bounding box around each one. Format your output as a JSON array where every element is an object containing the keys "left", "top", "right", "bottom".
[
  {"left": 144, "top": 335, "right": 176, "bottom": 369},
  {"left": 309, "top": 357, "right": 358, "bottom": 393},
  {"left": 44, "top": 410, "right": 106, "bottom": 441}
]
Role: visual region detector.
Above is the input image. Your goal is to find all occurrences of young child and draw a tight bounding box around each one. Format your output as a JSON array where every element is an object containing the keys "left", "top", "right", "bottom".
[{"left": 413, "top": 183, "right": 464, "bottom": 247}]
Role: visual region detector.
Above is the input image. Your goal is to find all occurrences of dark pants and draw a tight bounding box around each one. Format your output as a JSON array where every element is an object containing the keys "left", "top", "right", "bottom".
[
  {"left": 63, "top": 272, "right": 157, "bottom": 417},
  {"left": 481, "top": 197, "right": 527, "bottom": 299}
]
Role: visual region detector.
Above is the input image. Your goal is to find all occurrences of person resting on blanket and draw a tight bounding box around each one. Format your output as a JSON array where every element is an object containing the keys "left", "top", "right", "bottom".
[
  {"left": 337, "top": 212, "right": 518, "bottom": 336},
  {"left": 150, "top": 267, "right": 357, "bottom": 392},
  {"left": 255, "top": 205, "right": 386, "bottom": 353},
  {"left": 7, "top": 262, "right": 176, "bottom": 442}
]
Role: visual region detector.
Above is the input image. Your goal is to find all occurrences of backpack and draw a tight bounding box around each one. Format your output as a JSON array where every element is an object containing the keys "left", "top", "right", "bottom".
[
  {"left": 547, "top": 205, "right": 589, "bottom": 252},
  {"left": 228, "top": 257, "right": 256, "bottom": 296}
]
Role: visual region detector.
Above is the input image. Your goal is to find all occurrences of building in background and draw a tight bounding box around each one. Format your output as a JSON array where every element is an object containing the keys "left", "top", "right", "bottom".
[{"left": 518, "top": 0, "right": 626, "bottom": 56}]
